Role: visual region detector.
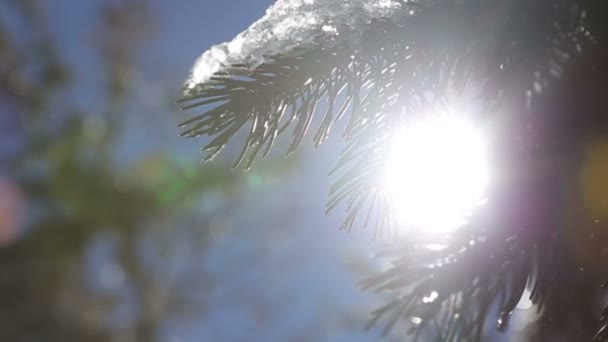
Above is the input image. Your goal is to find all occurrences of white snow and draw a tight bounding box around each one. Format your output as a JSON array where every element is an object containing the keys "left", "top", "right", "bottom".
[{"left": 184, "top": 0, "right": 418, "bottom": 93}]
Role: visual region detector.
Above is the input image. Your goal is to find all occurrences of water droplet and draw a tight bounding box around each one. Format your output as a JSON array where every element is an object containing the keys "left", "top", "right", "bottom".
[
  {"left": 425, "top": 244, "right": 447, "bottom": 251},
  {"left": 497, "top": 311, "right": 512, "bottom": 331},
  {"left": 321, "top": 25, "right": 337, "bottom": 34},
  {"left": 410, "top": 316, "right": 422, "bottom": 325},
  {"left": 423, "top": 291, "right": 438, "bottom": 303}
]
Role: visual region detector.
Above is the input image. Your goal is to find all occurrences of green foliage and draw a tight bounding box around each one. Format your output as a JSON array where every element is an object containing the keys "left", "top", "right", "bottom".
[{"left": 0, "top": 1, "right": 255, "bottom": 340}]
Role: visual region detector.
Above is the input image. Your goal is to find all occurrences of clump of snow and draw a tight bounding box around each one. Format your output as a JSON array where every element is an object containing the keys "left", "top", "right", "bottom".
[{"left": 184, "top": 0, "right": 418, "bottom": 93}]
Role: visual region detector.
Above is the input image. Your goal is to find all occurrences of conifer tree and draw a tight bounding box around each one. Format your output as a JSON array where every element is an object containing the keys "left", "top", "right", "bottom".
[{"left": 180, "top": 1, "right": 608, "bottom": 340}]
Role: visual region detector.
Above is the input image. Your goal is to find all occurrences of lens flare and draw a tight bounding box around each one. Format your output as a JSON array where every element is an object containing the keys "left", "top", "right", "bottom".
[{"left": 384, "top": 113, "right": 489, "bottom": 234}]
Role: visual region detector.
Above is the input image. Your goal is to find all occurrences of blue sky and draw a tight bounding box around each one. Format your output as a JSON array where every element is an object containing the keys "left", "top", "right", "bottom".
[{"left": 41, "top": 1, "right": 384, "bottom": 341}]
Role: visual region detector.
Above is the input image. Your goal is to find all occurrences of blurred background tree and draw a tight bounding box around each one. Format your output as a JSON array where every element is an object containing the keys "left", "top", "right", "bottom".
[
  {"left": 0, "top": 1, "right": 380, "bottom": 341},
  {"left": 0, "top": 1, "right": 234, "bottom": 340}
]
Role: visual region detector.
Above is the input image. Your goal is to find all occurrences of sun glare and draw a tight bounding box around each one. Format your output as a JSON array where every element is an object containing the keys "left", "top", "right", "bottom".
[{"left": 384, "top": 112, "right": 489, "bottom": 234}]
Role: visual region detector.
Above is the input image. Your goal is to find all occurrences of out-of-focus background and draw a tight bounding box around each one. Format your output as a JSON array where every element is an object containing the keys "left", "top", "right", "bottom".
[{"left": 0, "top": 1, "right": 386, "bottom": 341}]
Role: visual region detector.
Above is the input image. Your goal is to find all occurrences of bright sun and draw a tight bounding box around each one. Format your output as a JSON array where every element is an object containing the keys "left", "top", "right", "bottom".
[{"left": 384, "top": 112, "right": 490, "bottom": 234}]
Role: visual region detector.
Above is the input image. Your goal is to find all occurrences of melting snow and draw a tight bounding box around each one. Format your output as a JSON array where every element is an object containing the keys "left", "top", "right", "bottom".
[{"left": 184, "top": 0, "right": 418, "bottom": 93}]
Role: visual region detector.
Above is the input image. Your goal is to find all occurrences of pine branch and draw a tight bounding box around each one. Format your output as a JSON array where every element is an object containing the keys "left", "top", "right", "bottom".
[
  {"left": 362, "top": 214, "right": 608, "bottom": 341},
  {"left": 180, "top": 0, "right": 588, "bottom": 236},
  {"left": 178, "top": 0, "right": 604, "bottom": 339}
]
